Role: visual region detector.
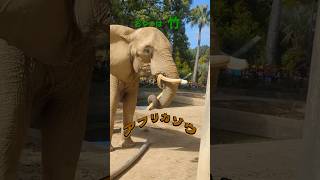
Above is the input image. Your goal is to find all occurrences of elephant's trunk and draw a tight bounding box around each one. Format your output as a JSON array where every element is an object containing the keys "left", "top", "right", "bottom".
[
  {"left": 156, "top": 74, "right": 188, "bottom": 85},
  {"left": 147, "top": 56, "right": 184, "bottom": 110}
]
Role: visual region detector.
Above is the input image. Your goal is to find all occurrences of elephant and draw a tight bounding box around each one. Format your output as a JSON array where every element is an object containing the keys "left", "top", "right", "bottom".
[
  {"left": 110, "top": 25, "right": 187, "bottom": 150},
  {"left": 0, "top": 0, "right": 108, "bottom": 179}
]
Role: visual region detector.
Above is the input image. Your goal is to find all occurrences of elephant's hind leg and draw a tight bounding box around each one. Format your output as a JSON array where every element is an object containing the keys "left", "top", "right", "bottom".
[{"left": 0, "top": 39, "right": 31, "bottom": 179}]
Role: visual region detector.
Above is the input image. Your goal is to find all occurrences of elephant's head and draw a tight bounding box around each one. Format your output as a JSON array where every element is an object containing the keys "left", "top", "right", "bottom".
[{"left": 118, "top": 26, "right": 186, "bottom": 110}]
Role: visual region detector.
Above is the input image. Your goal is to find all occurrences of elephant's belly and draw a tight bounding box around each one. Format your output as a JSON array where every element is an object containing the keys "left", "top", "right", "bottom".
[{"left": 0, "top": 0, "right": 73, "bottom": 65}]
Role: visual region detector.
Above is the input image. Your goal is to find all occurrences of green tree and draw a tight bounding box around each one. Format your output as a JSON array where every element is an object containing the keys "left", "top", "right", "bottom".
[
  {"left": 214, "top": 0, "right": 270, "bottom": 64},
  {"left": 111, "top": 0, "right": 164, "bottom": 26},
  {"left": 175, "top": 51, "right": 192, "bottom": 78},
  {"left": 198, "top": 47, "right": 210, "bottom": 85},
  {"left": 164, "top": 0, "right": 193, "bottom": 67},
  {"left": 280, "top": 0, "right": 315, "bottom": 73},
  {"left": 189, "top": 5, "right": 210, "bottom": 82}
]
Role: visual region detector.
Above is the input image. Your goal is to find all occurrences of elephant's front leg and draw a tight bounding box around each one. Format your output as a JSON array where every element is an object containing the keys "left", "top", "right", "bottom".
[
  {"left": 0, "top": 39, "right": 31, "bottom": 179},
  {"left": 110, "top": 74, "right": 120, "bottom": 151},
  {"left": 41, "top": 65, "right": 92, "bottom": 180},
  {"left": 121, "top": 81, "right": 139, "bottom": 147}
]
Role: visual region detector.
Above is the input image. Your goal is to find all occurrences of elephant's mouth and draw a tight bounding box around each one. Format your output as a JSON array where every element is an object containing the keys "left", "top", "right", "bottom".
[{"left": 146, "top": 73, "right": 187, "bottom": 110}]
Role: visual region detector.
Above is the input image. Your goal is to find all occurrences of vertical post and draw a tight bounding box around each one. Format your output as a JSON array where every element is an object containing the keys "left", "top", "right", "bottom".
[
  {"left": 196, "top": 66, "right": 210, "bottom": 180},
  {"left": 299, "top": 1, "right": 320, "bottom": 179}
]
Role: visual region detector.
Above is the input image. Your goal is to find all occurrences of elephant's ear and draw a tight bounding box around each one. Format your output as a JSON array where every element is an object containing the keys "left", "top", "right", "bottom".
[
  {"left": 119, "top": 34, "right": 131, "bottom": 43},
  {"left": 129, "top": 44, "right": 140, "bottom": 73},
  {"left": 132, "top": 58, "right": 141, "bottom": 73},
  {"left": 110, "top": 25, "right": 135, "bottom": 43}
]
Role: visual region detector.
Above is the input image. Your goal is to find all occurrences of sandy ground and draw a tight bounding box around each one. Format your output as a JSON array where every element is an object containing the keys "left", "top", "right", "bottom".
[
  {"left": 211, "top": 93, "right": 304, "bottom": 179},
  {"left": 17, "top": 81, "right": 108, "bottom": 180},
  {"left": 18, "top": 129, "right": 108, "bottom": 180},
  {"left": 17, "top": 89, "right": 303, "bottom": 180},
  {"left": 110, "top": 105, "right": 204, "bottom": 180},
  {"left": 213, "top": 93, "right": 305, "bottom": 120},
  {"left": 17, "top": 87, "right": 205, "bottom": 180},
  {"left": 212, "top": 140, "right": 302, "bottom": 180}
]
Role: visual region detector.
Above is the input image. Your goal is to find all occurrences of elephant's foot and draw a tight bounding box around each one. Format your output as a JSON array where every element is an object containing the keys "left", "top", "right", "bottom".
[
  {"left": 110, "top": 144, "right": 115, "bottom": 152},
  {"left": 120, "top": 137, "right": 135, "bottom": 148}
]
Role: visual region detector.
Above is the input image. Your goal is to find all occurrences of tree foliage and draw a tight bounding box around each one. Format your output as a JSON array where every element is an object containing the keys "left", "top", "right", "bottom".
[
  {"left": 198, "top": 47, "right": 210, "bottom": 85},
  {"left": 215, "top": 0, "right": 315, "bottom": 74},
  {"left": 280, "top": 1, "right": 315, "bottom": 72},
  {"left": 215, "top": 0, "right": 268, "bottom": 58}
]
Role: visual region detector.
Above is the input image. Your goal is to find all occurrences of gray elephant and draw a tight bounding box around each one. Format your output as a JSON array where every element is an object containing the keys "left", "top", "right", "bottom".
[
  {"left": 0, "top": 0, "right": 108, "bottom": 179},
  {"left": 110, "top": 25, "right": 186, "bottom": 150}
]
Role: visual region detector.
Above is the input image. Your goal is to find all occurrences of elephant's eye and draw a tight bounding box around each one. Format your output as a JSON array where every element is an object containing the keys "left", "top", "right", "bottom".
[
  {"left": 143, "top": 46, "right": 153, "bottom": 56},
  {"left": 144, "top": 48, "right": 150, "bottom": 54}
]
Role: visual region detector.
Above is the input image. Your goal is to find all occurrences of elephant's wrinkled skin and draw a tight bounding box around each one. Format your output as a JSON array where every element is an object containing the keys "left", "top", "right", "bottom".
[
  {"left": 110, "top": 25, "right": 181, "bottom": 149},
  {"left": 0, "top": 0, "right": 108, "bottom": 179}
]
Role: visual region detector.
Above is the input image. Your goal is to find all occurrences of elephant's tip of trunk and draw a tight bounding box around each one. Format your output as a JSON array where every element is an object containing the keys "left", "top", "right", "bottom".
[
  {"left": 147, "top": 94, "right": 162, "bottom": 110},
  {"left": 180, "top": 79, "right": 188, "bottom": 85}
]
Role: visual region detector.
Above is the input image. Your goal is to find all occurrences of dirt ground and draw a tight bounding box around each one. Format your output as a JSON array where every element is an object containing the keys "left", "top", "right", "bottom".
[
  {"left": 17, "top": 89, "right": 302, "bottom": 179},
  {"left": 17, "top": 103, "right": 205, "bottom": 180},
  {"left": 18, "top": 129, "right": 108, "bottom": 180},
  {"left": 211, "top": 92, "right": 305, "bottom": 180},
  {"left": 212, "top": 91, "right": 306, "bottom": 120},
  {"left": 213, "top": 99, "right": 305, "bottom": 120},
  {"left": 110, "top": 105, "right": 204, "bottom": 180}
]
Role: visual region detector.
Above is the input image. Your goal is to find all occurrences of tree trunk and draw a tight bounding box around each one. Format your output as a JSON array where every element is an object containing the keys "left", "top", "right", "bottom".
[
  {"left": 266, "top": 0, "right": 282, "bottom": 65},
  {"left": 299, "top": 1, "right": 320, "bottom": 179},
  {"left": 192, "top": 26, "right": 202, "bottom": 82}
]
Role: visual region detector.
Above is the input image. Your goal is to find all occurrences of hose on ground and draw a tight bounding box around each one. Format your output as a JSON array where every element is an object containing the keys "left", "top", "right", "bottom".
[{"left": 100, "top": 140, "right": 150, "bottom": 180}]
